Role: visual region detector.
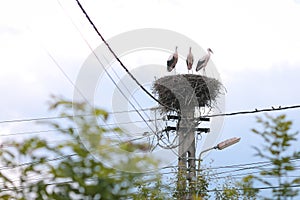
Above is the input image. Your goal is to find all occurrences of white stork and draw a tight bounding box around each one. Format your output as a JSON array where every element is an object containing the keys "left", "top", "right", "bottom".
[
  {"left": 186, "top": 47, "right": 194, "bottom": 73},
  {"left": 196, "top": 48, "right": 213, "bottom": 74},
  {"left": 167, "top": 46, "right": 178, "bottom": 72}
]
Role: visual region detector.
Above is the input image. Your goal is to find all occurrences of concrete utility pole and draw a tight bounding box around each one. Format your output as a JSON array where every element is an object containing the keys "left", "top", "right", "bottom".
[
  {"left": 153, "top": 74, "right": 221, "bottom": 200},
  {"left": 177, "top": 107, "right": 196, "bottom": 199},
  {"left": 166, "top": 113, "right": 209, "bottom": 199},
  {"left": 177, "top": 107, "right": 209, "bottom": 200}
]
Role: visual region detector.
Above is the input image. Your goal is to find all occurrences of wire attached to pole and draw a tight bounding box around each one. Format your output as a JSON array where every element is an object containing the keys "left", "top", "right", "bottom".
[{"left": 74, "top": 0, "right": 175, "bottom": 112}]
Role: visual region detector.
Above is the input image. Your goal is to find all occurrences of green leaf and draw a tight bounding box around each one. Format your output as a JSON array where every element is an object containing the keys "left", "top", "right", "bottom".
[
  {"left": 249, "top": 114, "right": 300, "bottom": 199},
  {"left": 94, "top": 108, "right": 108, "bottom": 120}
]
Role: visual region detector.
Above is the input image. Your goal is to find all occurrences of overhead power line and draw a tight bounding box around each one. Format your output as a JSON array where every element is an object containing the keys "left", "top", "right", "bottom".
[
  {"left": 0, "top": 115, "right": 79, "bottom": 124},
  {"left": 3, "top": 176, "right": 300, "bottom": 193},
  {"left": 0, "top": 133, "right": 160, "bottom": 170},
  {"left": 0, "top": 154, "right": 77, "bottom": 171},
  {"left": 0, "top": 120, "right": 163, "bottom": 137},
  {"left": 205, "top": 105, "right": 300, "bottom": 118},
  {"left": 73, "top": 2, "right": 300, "bottom": 119},
  {"left": 54, "top": 0, "right": 161, "bottom": 140},
  {"left": 1, "top": 104, "right": 299, "bottom": 125},
  {"left": 206, "top": 158, "right": 300, "bottom": 171},
  {"left": 208, "top": 184, "right": 300, "bottom": 192},
  {"left": 0, "top": 106, "right": 158, "bottom": 124},
  {"left": 31, "top": 19, "right": 160, "bottom": 148},
  {"left": 74, "top": 0, "right": 174, "bottom": 111}
]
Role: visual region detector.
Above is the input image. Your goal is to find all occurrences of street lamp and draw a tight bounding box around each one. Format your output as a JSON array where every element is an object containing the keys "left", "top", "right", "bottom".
[
  {"left": 197, "top": 137, "right": 241, "bottom": 171},
  {"left": 196, "top": 137, "right": 241, "bottom": 198}
]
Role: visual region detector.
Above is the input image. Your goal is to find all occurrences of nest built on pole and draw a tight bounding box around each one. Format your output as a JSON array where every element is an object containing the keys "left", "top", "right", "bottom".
[
  {"left": 153, "top": 74, "right": 224, "bottom": 200},
  {"left": 152, "top": 74, "right": 224, "bottom": 114}
]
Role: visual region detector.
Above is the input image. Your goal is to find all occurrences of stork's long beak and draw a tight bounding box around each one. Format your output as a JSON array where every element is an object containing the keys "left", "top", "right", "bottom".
[{"left": 209, "top": 49, "right": 214, "bottom": 54}]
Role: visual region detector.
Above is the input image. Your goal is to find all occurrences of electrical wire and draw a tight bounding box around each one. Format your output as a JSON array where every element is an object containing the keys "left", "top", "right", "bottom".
[
  {"left": 0, "top": 170, "right": 174, "bottom": 192},
  {"left": 206, "top": 159, "right": 277, "bottom": 170},
  {"left": 29, "top": 22, "right": 165, "bottom": 156},
  {"left": 74, "top": 0, "right": 173, "bottom": 112},
  {"left": 28, "top": 25, "right": 125, "bottom": 146},
  {"left": 3, "top": 2, "right": 300, "bottom": 183},
  {"left": 204, "top": 105, "right": 300, "bottom": 118},
  {"left": 0, "top": 107, "right": 158, "bottom": 125},
  {"left": 0, "top": 118, "right": 164, "bottom": 138},
  {"left": 1, "top": 103, "right": 299, "bottom": 125},
  {"left": 0, "top": 131, "right": 166, "bottom": 170},
  {"left": 207, "top": 184, "right": 300, "bottom": 192},
  {"left": 209, "top": 159, "right": 300, "bottom": 176},
  {"left": 0, "top": 154, "right": 77, "bottom": 171},
  {"left": 3, "top": 175, "right": 300, "bottom": 193},
  {"left": 99, "top": 52, "right": 166, "bottom": 134},
  {"left": 55, "top": 1, "right": 160, "bottom": 143},
  {"left": 57, "top": 0, "right": 178, "bottom": 156},
  {"left": 65, "top": 0, "right": 300, "bottom": 165}
]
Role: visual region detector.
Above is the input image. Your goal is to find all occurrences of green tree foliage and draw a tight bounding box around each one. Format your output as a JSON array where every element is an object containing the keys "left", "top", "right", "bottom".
[
  {"left": 251, "top": 114, "right": 300, "bottom": 200},
  {"left": 214, "top": 186, "right": 239, "bottom": 200},
  {"left": 237, "top": 175, "right": 258, "bottom": 200},
  {"left": 4, "top": 100, "right": 299, "bottom": 199},
  {"left": 210, "top": 175, "right": 241, "bottom": 200},
  {"left": 0, "top": 97, "right": 164, "bottom": 199},
  {"left": 193, "top": 169, "right": 210, "bottom": 199},
  {"left": 133, "top": 174, "right": 170, "bottom": 200}
]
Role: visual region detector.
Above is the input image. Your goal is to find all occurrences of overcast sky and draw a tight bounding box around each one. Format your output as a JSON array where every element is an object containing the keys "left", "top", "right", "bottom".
[{"left": 1, "top": 0, "right": 300, "bottom": 193}]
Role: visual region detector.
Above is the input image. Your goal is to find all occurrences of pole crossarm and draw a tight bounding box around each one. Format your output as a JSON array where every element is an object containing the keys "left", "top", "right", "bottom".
[{"left": 165, "top": 126, "right": 210, "bottom": 133}]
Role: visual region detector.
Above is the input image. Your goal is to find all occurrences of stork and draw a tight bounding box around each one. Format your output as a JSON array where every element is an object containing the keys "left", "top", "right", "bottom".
[
  {"left": 186, "top": 47, "right": 194, "bottom": 73},
  {"left": 167, "top": 46, "right": 178, "bottom": 72},
  {"left": 196, "top": 48, "right": 213, "bottom": 75}
]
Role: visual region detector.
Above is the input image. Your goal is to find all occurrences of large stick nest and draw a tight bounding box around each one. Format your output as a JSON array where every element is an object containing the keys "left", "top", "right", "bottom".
[{"left": 152, "top": 74, "right": 224, "bottom": 114}]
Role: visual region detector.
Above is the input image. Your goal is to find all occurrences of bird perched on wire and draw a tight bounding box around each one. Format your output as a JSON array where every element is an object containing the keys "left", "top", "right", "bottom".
[
  {"left": 196, "top": 48, "right": 213, "bottom": 74},
  {"left": 167, "top": 46, "right": 178, "bottom": 72},
  {"left": 186, "top": 47, "right": 194, "bottom": 73}
]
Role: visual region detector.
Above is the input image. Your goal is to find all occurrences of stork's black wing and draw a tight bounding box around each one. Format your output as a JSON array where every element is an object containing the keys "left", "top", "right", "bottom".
[
  {"left": 196, "top": 59, "right": 205, "bottom": 72},
  {"left": 167, "top": 56, "right": 175, "bottom": 67},
  {"left": 167, "top": 56, "right": 176, "bottom": 72}
]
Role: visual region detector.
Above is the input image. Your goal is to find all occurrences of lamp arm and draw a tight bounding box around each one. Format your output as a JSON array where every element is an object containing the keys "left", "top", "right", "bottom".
[{"left": 197, "top": 146, "right": 217, "bottom": 173}]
